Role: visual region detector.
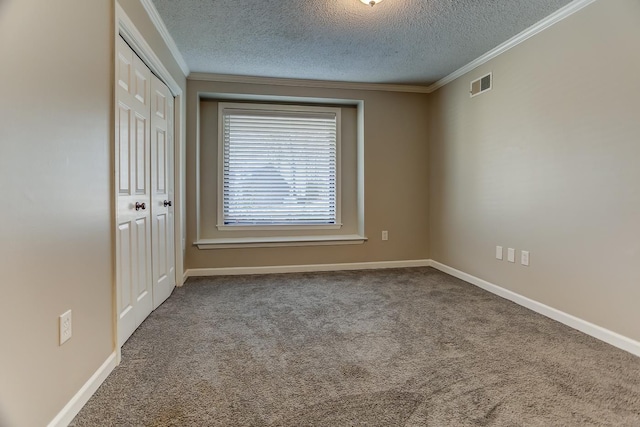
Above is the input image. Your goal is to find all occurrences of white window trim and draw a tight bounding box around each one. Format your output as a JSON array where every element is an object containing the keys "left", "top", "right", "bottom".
[{"left": 216, "top": 102, "right": 342, "bottom": 231}]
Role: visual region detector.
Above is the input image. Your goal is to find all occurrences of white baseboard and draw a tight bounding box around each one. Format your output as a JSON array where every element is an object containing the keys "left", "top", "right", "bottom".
[
  {"left": 47, "top": 352, "right": 117, "bottom": 427},
  {"left": 184, "top": 259, "right": 431, "bottom": 278},
  {"left": 429, "top": 260, "right": 640, "bottom": 357}
]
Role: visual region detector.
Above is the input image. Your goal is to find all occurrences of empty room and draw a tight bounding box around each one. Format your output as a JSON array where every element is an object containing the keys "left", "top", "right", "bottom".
[{"left": 1, "top": 0, "right": 639, "bottom": 425}]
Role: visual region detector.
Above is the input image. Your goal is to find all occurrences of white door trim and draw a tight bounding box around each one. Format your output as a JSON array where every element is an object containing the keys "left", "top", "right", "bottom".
[{"left": 115, "top": 3, "right": 185, "bottom": 353}]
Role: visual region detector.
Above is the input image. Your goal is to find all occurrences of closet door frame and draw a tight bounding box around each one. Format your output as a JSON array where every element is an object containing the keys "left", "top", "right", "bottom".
[{"left": 115, "top": 4, "right": 185, "bottom": 361}]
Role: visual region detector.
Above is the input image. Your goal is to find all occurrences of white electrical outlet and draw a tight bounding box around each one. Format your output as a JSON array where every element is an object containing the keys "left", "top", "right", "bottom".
[
  {"left": 496, "top": 246, "right": 503, "bottom": 260},
  {"left": 381, "top": 230, "right": 389, "bottom": 241},
  {"left": 59, "top": 310, "right": 72, "bottom": 345},
  {"left": 507, "top": 248, "right": 516, "bottom": 263},
  {"left": 521, "top": 250, "right": 530, "bottom": 266}
]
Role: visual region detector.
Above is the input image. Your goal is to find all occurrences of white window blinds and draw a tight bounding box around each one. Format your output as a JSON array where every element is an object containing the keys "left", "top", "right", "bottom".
[{"left": 219, "top": 104, "right": 340, "bottom": 227}]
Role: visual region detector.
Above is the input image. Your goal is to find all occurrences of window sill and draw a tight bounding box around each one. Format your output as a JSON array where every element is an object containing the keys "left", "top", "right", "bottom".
[
  {"left": 217, "top": 223, "right": 343, "bottom": 231},
  {"left": 194, "top": 234, "right": 367, "bottom": 249}
]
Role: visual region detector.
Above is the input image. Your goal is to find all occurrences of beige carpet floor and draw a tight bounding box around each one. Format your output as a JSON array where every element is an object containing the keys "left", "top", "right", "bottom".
[{"left": 71, "top": 267, "right": 640, "bottom": 426}]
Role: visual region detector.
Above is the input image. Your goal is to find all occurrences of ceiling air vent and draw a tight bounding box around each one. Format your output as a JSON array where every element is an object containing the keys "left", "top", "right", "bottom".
[{"left": 470, "top": 72, "right": 492, "bottom": 98}]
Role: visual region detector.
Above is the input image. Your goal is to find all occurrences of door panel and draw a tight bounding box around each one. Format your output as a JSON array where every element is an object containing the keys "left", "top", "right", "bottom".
[
  {"left": 117, "top": 223, "right": 132, "bottom": 311},
  {"left": 135, "top": 114, "right": 147, "bottom": 194},
  {"left": 155, "top": 129, "right": 166, "bottom": 192},
  {"left": 134, "top": 216, "right": 153, "bottom": 325},
  {"left": 117, "top": 48, "right": 131, "bottom": 92},
  {"left": 118, "top": 104, "right": 131, "bottom": 194},
  {"left": 117, "top": 222, "right": 135, "bottom": 343},
  {"left": 155, "top": 213, "right": 167, "bottom": 280}
]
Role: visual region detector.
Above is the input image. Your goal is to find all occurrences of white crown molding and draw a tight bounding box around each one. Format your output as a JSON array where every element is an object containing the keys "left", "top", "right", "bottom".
[
  {"left": 426, "top": 0, "right": 599, "bottom": 93},
  {"left": 184, "top": 259, "right": 431, "bottom": 278},
  {"left": 429, "top": 260, "right": 640, "bottom": 358},
  {"left": 188, "top": 72, "right": 432, "bottom": 94},
  {"left": 140, "top": 0, "right": 190, "bottom": 77},
  {"left": 47, "top": 352, "right": 117, "bottom": 427}
]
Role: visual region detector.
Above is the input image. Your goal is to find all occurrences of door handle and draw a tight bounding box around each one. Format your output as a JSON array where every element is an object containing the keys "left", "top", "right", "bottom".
[
  {"left": 135, "top": 202, "right": 146, "bottom": 211},
  {"left": 163, "top": 200, "right": 172, "bottom": 207}
]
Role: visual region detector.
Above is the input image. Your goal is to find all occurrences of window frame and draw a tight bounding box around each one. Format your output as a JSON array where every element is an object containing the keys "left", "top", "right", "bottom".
[{"left": 216, "top": 102, "right": 342, "bottom": 231}]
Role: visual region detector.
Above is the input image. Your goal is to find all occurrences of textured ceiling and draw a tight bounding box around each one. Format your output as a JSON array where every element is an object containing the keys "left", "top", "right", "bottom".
[{"left": 152, "top": 0, "right": 573, "bottom": 86}]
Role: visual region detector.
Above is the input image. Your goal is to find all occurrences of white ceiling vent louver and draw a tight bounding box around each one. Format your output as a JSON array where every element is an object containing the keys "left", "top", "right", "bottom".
[{"left": 470, "top": 72, "right": 492, "bottom": 97}]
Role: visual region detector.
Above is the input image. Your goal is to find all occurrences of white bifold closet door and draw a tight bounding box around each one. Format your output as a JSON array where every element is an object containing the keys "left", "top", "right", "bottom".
[
  {"left": 150, "top": 68, "right": 175, "bottom": 309},
  {"left": 116, "top": 36, "right": 175, "bottom": 346}
]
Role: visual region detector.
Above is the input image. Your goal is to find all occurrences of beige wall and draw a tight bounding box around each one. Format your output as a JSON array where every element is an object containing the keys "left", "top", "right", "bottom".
[
  {"left": 429, "top": 0, "right": 640, "bottom": 341},
  {"left": 0, "top": 1, "right": 187, "bottom": 425},
  {"left": 0, "top": 1, "right": 114, "bottom": 425},
  {"left": 187, "top": 80, "right": 430, "bottom": 269}
]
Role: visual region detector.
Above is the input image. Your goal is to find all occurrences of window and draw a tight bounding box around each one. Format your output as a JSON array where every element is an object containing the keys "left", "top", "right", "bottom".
[{"left": 217, "top": 103, "right": 341, "bottom": 230}]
